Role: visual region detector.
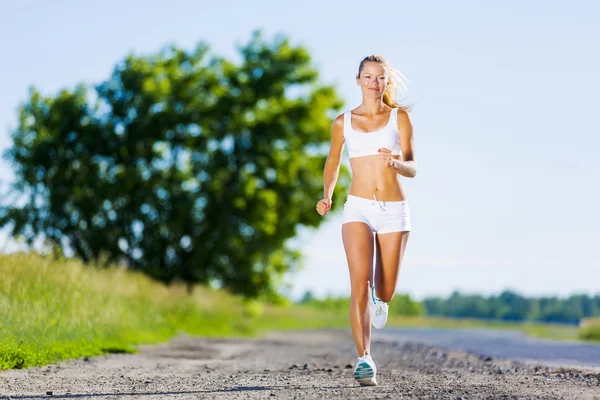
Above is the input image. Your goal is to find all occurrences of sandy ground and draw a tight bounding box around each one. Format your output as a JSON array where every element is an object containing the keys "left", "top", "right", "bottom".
[{"left": 1, "top": 330, "right": 600, "bottom": 399}]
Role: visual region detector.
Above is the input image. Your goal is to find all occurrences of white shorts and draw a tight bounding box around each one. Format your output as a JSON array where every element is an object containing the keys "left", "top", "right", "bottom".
[{"left": 342, "top": 195, "right": 411, "bottom": 234}]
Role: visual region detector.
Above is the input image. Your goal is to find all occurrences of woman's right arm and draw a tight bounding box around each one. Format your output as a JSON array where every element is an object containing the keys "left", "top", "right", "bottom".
[{"left": 316, "top": 114, "right": 345, "bottom": 216}]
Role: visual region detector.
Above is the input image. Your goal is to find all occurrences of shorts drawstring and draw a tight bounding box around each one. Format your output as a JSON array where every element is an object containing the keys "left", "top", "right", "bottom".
[{"left": 372, "top": 195, "right": 386, "bottom": 212}]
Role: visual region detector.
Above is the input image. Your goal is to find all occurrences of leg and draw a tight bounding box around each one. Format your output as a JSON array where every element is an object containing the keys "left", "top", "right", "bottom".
[
  {"left": 342, "top": 222, "right": 374, "bottom": 357},
  {"left": 374, "top": 231, "right": 410, "bottom": 302}
]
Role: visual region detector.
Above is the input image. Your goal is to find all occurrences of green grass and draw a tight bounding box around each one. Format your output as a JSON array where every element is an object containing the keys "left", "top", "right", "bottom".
[
  {"left": 302, "top": 299, "right": 597, "bottom": 343},
  {"left": 384, "top": 315, "right": 583, "bottom": 342},
  {"left": 1, "top": 252, "right": 598, "bottom": 371},
  {"left": 0, "top": 252, "right": 353, "bottom": 371},
  {"left": 579, "top": 318, "right": 600, "bottom": 341}
]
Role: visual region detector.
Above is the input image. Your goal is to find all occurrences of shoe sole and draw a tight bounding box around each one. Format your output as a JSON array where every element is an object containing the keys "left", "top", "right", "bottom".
[
  {"left": 354, "top": 362, "right": 377, "bottom": 386},
  {"left": 372, "top": 320, "right": 387, "bottom": 330},
  {"left": 371, "top": 315, "right": 388, "bottom": 330}
]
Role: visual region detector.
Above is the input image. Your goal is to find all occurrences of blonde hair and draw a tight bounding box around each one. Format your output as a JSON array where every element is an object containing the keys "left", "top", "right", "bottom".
[{"left": 357, "top": 55, "right": 412, "bottom": 112}]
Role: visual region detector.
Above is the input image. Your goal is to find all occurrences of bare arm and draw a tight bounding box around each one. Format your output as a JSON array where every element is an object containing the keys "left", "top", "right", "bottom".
[
  {"left": 316, "top": 114, "right": 345, "bottom": 215},
  {"left": 323, "top": 114, "right": 345, "bottom": 199},
  {"left": 391, "top": 110, "right": 417, "bottom": 178}
]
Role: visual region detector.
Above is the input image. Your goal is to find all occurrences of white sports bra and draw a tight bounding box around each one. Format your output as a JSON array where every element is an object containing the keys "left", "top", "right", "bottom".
[{"left": 343, "top": 108, "right": 402, "bottom": 159}]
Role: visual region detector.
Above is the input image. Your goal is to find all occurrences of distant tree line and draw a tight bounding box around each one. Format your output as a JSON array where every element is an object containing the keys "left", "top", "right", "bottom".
[
  {"left": 423, "top": 290, "right": 600, "bottom": 324},
  {"left": 300, "top": 291, "right": 425, "bottom": 317},
  {"left": 299, "top": 290, "right": 600, "bottom": 324}
]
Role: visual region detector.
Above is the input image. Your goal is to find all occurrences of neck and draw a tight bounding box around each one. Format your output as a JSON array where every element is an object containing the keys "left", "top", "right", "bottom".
[{"left": 360, "top": 97, "right": 386, "bottom": 115}]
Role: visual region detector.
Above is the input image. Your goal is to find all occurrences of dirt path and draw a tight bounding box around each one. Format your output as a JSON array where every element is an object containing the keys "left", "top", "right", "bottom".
[{"left": 1, "top": 330, "right": 599, "bottom": 399}]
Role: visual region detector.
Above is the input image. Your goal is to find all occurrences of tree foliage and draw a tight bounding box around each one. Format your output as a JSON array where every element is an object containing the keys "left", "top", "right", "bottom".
[
  {"left": 0, "top": 31, "right": 349, "bottom": 298},
  {"left": 423, "top": 290, "right": 600, "bottom": 324},
  {"left": 299, "top": 292, "right": 425, "bottom": 317}
]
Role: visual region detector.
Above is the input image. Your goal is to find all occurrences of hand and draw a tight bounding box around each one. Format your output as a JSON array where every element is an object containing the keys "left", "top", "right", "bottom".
[
  {"left": 378, "top": 148, "right": 395, "bottom": 168},
  {"left": 316, "top": 198, "right": 331, "bottom": 216}
]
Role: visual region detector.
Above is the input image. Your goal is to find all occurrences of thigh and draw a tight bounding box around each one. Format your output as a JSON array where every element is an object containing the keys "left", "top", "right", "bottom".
[
  {"left": 374, "top": 231, "right": 410, "bottom": 301},
  {"left": 342, "top": 222, "right": 375, "bottom": 291}
]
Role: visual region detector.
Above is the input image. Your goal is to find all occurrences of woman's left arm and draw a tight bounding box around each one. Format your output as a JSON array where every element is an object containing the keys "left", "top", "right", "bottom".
[{"left": 390, "top": 110, "right": 417, "bottom": 178}]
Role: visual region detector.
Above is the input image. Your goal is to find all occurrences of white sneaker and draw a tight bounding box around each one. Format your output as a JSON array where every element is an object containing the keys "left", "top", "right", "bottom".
[
  {"left": 370, "top": 286, "right": 389, "bottom": 329},
  {"left": 353, "top": 352, "right": 377, "bottom": 386}
]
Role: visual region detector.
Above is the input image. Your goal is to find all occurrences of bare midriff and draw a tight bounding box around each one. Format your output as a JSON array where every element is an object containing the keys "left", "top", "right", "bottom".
[{"left": 348, "top": 154, "right": 407, "bottom": 202}]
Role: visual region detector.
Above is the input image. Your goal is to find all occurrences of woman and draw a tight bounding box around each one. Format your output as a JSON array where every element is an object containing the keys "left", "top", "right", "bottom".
[{"left": 315, "top": 55, "right": 416, "bottom": 386}]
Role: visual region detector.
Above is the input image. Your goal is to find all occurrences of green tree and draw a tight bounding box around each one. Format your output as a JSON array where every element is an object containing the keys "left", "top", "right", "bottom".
[
  {"left": 0, "top": 31, "right": 349, "bottom": 298},
  {"left": 497, "top": 290, "right": 530, "bottom": 321},
  {"left": 388, "top": 294, "right": 425, "bottom": 316},
  {"left": 300, "top": 290, "right": 315, "bottom": 304}
]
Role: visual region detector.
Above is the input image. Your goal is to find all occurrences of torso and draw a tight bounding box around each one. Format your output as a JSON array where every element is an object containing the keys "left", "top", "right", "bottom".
[{"left": 344, "top": 107, "right": 407, "bottom": 202}]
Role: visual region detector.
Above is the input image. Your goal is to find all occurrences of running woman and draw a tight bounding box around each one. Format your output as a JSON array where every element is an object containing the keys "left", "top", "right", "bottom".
[{"left": 316, "top": 54, "right": 416, "bottom": 386}]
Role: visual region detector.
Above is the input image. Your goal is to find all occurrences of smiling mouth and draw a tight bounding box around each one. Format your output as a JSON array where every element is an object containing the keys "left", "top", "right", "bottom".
[{"left": 369, "top": 88, "right": 380, "bottom": 91}]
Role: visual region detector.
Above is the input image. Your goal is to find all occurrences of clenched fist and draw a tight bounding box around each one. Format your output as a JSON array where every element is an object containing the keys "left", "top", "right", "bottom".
[
  {"left": 378, "top": 147, "right": 395, "bottom": 168},
  {"left": 316, "top": 198, "right": 331, "bottom": 216}
]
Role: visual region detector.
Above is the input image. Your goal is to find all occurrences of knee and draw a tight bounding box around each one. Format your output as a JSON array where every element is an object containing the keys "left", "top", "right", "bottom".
[
  {"left": 377, "top": 290, "right": 395, "bottom": 303},
  {"left": 350, "top": 281, "right": 369, "bottom": 301}
]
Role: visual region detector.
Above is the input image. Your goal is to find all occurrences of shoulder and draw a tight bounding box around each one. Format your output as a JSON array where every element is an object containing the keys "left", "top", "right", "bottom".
[
  {"left": 330, "top": 112, "right": 346, "bottom": 139},
  {"left": 331, "top": 112, "right": 347, "bottom": 132},
  {"left": 332, "top": 112, "right": 346, "bottom": 127},
  {"left": 395, "top": 109, "right": 413, "bottom": 130}
]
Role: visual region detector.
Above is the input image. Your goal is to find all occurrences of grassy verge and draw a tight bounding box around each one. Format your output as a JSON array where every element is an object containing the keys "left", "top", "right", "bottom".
[
  {"left": 301, "top": 299, "right": 597, "bottom": 343},
  {"left": 1, "top": 252, "right": 598, "bottom": 371},
  {"left": 579, "top": 318, "right": 600, "bottom": 341},
  {"left": 0, "top": 252, "right": 347, "bottom": 371},
  {"left": 384, "top": 315, "right": 583, "bottom": 342}
]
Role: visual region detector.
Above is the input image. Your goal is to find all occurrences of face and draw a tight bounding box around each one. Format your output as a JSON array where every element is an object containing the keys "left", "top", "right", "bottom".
[{"left": 356, "top": 61, "right": 388, "bottom": 99}]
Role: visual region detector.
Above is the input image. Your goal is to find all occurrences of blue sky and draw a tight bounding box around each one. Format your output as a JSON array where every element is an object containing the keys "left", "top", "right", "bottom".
[{"left": 1, "top": 0, "right": 599, "bottom": 300}]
